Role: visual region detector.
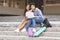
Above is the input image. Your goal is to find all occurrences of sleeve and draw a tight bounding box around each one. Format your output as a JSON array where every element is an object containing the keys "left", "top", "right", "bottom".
[{"left": 37, "top": 8, "right": 44, "bottom": 19}]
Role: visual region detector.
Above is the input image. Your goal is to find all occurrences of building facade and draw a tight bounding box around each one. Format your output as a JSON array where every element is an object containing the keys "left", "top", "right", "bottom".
[
  {"left": 0, "top": 0, "right": 60, "bottom": 15},
  {"left": 0, "top": 0, "right": 25, "bottom": 9}
]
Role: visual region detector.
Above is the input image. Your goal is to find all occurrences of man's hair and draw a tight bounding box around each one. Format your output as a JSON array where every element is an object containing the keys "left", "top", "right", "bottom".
[{"left": 29, "top": 3, "right": 36, "bottom": 7}]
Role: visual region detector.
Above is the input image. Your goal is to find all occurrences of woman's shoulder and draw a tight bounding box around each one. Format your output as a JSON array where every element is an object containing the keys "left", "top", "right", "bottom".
[{"left": 26, "top": 10, "right": 32, "bottom": 13}]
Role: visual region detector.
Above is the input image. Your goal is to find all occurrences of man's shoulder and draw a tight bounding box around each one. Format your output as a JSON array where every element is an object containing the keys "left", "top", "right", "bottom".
[{"left": 36, "top": 8, "right": 41, "bottom": 11}]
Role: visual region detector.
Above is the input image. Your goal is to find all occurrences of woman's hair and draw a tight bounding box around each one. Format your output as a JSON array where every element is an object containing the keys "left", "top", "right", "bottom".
[
  {"left": 24, "top": 4, "right": 31, "bottom": 16},
  {"left": 23, "top": 3, "right": 36, "bottom": 16}
]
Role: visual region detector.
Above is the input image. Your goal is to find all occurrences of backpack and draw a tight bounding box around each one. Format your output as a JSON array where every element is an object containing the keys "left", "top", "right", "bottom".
[{"left": 43, "top": 18, "right": 52, "bottom": 27}]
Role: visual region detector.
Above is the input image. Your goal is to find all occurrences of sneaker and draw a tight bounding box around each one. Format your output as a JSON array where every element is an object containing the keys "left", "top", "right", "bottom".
[
  {"left": 21, "top": 28, "right": 26, "bottom": 32},
  {"left": 33, "top": 28, "right": 36, "bottom": 32},
  {"left": 41, "top": 23, "right": 44, "bottom": 27},
  {"left": 15, "top": 29, "right": 20, "bottom": 32}
]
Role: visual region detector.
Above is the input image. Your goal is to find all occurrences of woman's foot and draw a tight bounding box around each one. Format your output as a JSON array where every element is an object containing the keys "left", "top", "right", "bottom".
[
  {"left": 15, "top": 28, "right": 26, "bottom": 32},
  {"left": 15, "top": 29, "right": 20, "bottom": 32},
  {"left": 33, "top": 28, "right": 36, "bottom": 32},
  {"left": 21, "top": 28, "right": 26, "bottom": 32}
]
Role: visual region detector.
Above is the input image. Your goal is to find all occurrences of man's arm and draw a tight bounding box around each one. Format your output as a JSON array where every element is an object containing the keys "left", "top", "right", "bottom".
[{"left": 36, "top": 8, "right": 44, "bottom": 19}]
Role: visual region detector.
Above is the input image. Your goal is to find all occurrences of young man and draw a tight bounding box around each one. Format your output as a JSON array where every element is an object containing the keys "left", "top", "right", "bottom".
[
  {"left": 30, "top": 3, "right": 44, "bottom": 28},
  {"left": 25, "top": 3, "right": 45, "bottom": 32}
]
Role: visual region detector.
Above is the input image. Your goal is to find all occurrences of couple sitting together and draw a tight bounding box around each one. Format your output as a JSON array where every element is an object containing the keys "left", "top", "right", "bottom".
[{"left": 15, "top": 3, "right": 46, "bottom": 32}]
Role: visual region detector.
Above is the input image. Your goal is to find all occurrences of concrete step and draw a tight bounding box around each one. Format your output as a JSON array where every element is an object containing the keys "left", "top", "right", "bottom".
[
  {"left": 0, "top": 31, "right": 60, "bottom": 37},
  {"left": 44, "top": 15, "right": 60, "bottom": 21},
  {"left": 0, "top": 15, "right": 60, "bottom": 22},
  {"left": 0, "top": 35, "right": 60, "bottom": 40},
  {"left": 0, "top": 27, "right": 60, "bottom": 32},
  {"left": 0, "top": 21, "right": 60, "bottom": 27},
  {"left": 0, "top": 16, "right": 23, "bottom": 22}
]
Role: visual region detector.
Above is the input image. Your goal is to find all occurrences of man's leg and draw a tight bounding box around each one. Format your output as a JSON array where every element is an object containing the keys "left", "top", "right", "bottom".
[
  {"left": 35, "top": 17, "right": 44, "bottom": 27},
  {"left": 31, "top": 18, "right": 37, "bottom": 28},
  {"left": 31, "top": 18, "right": 37, "bottom": 32}
]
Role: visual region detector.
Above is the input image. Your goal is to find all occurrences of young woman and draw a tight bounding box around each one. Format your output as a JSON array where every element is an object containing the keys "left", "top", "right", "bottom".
[
  {"left": 15, "top": 4, "right": 37, "bottom": 32},
  {"left": 15, "top": 4, "right": 31, "bottom": 32}
]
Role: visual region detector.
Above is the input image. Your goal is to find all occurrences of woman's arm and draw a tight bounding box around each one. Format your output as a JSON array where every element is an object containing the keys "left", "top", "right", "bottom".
[{"left": 25, "top": 11, "right": 35, "bottom": 19}]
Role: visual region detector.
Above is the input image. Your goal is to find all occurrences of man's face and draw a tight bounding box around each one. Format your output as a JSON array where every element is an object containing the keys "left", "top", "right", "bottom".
[{"left": 31, "top": 5, "right": 35, "bottom": 10}]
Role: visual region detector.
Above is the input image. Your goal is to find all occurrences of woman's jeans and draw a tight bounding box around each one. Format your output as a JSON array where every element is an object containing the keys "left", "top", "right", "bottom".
[{"left": 25, "top": 17, "right": 43, "bottom": 30}]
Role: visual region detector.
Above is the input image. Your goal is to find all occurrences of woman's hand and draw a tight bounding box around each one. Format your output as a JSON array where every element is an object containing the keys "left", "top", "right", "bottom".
[{"left": 35, "top": 16, "right": 41, "bottom": 18}]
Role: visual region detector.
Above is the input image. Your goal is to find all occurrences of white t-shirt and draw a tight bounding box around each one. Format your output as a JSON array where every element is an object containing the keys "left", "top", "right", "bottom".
[{"left": 26, "top": 11, "right": 35, "bottom": 18}]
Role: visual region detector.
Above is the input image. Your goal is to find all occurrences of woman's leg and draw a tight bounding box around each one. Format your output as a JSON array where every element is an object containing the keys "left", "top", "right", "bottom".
[
  {"left": 17, "top": 18, "right": 27, "bottom": 30},
  {"left": 18, "top": 21, "right": 27, "bottom": 30},
  {"left": 15, "top": 18, "right": 27, "bottom": 32}
]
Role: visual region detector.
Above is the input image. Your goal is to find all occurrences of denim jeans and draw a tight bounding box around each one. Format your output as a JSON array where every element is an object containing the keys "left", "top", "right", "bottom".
[
  {"left": 32, "top": 17, "right": 44, "bottom": 27},
  {"left": 25, "top": 19, "right": 32, "bottom": 30},
  {"left": 25, "top": 18, "right": 37, "bottom": 30},
  {"left": 25, "top": 17, "right": 43, "bottom": 30}
]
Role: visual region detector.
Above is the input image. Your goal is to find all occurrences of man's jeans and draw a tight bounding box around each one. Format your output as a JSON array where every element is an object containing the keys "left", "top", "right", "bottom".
[
  {"left": 25, "top": 17, "right": 43, "bottom": 30},
  {"left": 32, "top": 17, "right": 44, "bottom": 28}
]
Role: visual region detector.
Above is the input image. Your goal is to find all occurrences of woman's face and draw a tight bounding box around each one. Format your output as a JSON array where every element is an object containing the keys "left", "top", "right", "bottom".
[
  {"left": 31, "top": 5, "right": 35, "bottom": 10},
  {"left": 26, "top": 5, "right": 30, "bottom": 11}
]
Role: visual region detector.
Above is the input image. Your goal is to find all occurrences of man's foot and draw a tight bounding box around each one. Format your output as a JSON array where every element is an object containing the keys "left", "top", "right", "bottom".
[
  {"left": 21, "top": 28, "right": 26, "bottom": 32},
  {"left": 33, "top": 28, "right": 36, "bottom": 32},
  {"left": 15, "top": 29, "right": 20, "bottom": 32},
  {"left": 41, "top": 23, "right": 44, "bottom": 27}
]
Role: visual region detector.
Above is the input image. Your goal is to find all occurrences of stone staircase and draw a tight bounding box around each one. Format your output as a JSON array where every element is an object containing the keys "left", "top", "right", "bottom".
[{"left": 0, "top": 15, "right": 60, "bottom": 40}]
